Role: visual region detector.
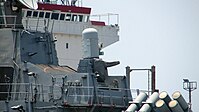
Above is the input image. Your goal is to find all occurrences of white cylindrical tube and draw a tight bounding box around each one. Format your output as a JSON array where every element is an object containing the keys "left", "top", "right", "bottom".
[
  {"left": 134, "top": 92, "right": 147, "bottom": 107},
  {"left": 139, "top": 104, "right": 151, "bottom": 112},
  {"left": 172, "top": 91, "right": 189, "bottom": 111},
  {"left": 156, "top": 100, "right": 171, "bottom": 112},
  {"left": 146, "top": 92, "right": 159, "bottom": 107},
  {"left": 169, "top": 100, "right": 184, "bottom": 112},
  {"left": 126, "top": 92, "right": 147, "bottom": 112},
  {"left": 125, "top": 104, "right": 138, "bottom": 112},
  {"left": 159, "top": 91, "right": 172, "bottom": 104}
]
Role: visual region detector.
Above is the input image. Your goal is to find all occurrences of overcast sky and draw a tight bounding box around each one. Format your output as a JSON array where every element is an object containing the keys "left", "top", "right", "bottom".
[{"left": 82, "top": 0, "right": 199, "bottom": 111}]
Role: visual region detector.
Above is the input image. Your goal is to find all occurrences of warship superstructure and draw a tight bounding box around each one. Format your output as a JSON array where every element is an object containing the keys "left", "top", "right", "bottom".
[
  {"left": 0, "top": 0, "right": 131, "bottom": 111},
  {"left": 22, "top": 0, "right": 119, "bottom": 69},
  {"left": 0, "top": 0, "right": 192, "bottom": 112}
]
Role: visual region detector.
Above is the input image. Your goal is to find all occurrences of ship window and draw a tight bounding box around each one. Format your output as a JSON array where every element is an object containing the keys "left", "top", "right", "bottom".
[
  {"left": 33, "top": 11, "right": 38, "bottom": 17},
  {"left": 84, "top": 16, "right": 89, "bottom": 22},
  {"left": 72, "top": 15, "right": 77, "bottom": 21},
  {"left": 45, "top": 12, "right": 50, "bottom": 18},
  {"left": 66, "top": 43, "right": 69, "bottom": 49},
  {"left": 39, "top": 12, "right": 44, "bottom": 18},
  {"left": 78, "top": 15, "right": 83, "bottom": 22},
  {"left": 51, "top": 13, "right": 59, "bottom": 20},
  {"left": 65, "top": 14, "right": 71, "bottom": 21},
  {"left": 26, "top": 11, "right": 32, "bottom": 17},
  {"left": 60, "top": 14, "right": 65, "bottom": 20}
]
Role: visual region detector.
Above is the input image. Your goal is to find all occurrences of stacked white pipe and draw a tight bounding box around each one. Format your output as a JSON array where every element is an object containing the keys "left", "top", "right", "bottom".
[
  {"left": 126, "top": 92, "right": 148, "bottom": 112},
  {"left": 139, "top": 92, "right": 159, "bottom": 112},
  {"left": 125, "top": 91, "right": 190, "bottom": 112},
  {"left": 156, "top": 91, "right": 189, "bottom": 112},
  {"left": 170, "top": 91, "right": 189, "bottom": 112}
]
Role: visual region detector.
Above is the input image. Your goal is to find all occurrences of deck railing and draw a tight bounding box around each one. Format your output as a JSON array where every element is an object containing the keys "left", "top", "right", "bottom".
[
  {"left": 90, "top": 13, "right": 119, "bottom": 26},
  {"left": 0, "top": 15, "right": 17, "bottom": 28},
  {"left": 0, "top": 83, "right": 52, "bottom": 102},
  {"left": 38, "top": 0, "right": 83, "bottom": 7},
  {"left": 0, "top": 83, "right": 150, "bottom": 107}
]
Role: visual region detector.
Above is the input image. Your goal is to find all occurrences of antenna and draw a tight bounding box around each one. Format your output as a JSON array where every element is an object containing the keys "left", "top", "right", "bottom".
[{"left": 17, "top": 0, "right": 38, "bottom": 9}]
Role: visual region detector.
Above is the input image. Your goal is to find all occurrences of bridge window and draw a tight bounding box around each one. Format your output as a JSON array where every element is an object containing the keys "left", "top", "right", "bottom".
[
  {"left": 78, "top": 15, "right": 83, "bottom": 22},
  {"left": 72, "top": 15, "right": 77, "bottom": 21},
  {"left": 33, "top": 11, "right": 38, "bottom": 18},
  {"left": 39, "top": 12, "right": 44, "bottom": 18},
  {"left": 65, "top": 14, "right": 71, "bottom": 21},
  {"left": 60, "top": 14, "right": 65, "bottom": 20},
  {"left": 51, "top": 13, "right": 59, "bottom": 20},
  {"left": 66, "top": 43, "right": 69, "bottom": 49},
  {"left": 84, "top": 16, "right": 89, "bottom": 22},
  {"left": 45, "top": 12, "right": 50, "bottom": 18},
  {"left": 26, "top": 11, "right": 32, "bottom": 17}
]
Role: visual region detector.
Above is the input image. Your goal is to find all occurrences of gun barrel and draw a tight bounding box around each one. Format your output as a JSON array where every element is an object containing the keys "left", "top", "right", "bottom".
[{"left": 106, "top": 61, "right": 120, "bottom": 67}]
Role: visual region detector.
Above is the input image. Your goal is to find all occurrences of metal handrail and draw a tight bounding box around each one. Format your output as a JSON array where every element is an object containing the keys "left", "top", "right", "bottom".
[
  {"left": 90, "top": 13, "right": 119, "bottom": 25},
  {"left": 0, "top": 15, "right": 18, "bottom": 28},
  {"left": 0, "top": 83, "right": 53, "bottom": 101},
  {"left": 97, "top": 87, "right": 131, "bottom": 106},
  {"left": 63, "top": 86, "right": 149, "bottom": 107},
  {"left": 38, "top": 0, "right": 83, "bottom": 7},
  {"left": 0, "top": 83, "right": 150, "bottom": 106}
]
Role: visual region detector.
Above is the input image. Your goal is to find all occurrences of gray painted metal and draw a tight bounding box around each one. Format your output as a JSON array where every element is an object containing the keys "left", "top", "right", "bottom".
[
  {"left": 20, "top": 30, "right": 58, "bottom": 65},
  {"left": 0, "top": 29, "right": 14, "bottom": 67},
  {"left": 0, "top": 22, "right": 132, "bottom": 111}
]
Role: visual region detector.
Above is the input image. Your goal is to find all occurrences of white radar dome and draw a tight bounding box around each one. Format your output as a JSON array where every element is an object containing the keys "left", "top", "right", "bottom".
[{"left": 82, "top": 28, "right": 99, "bottom": 58}]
